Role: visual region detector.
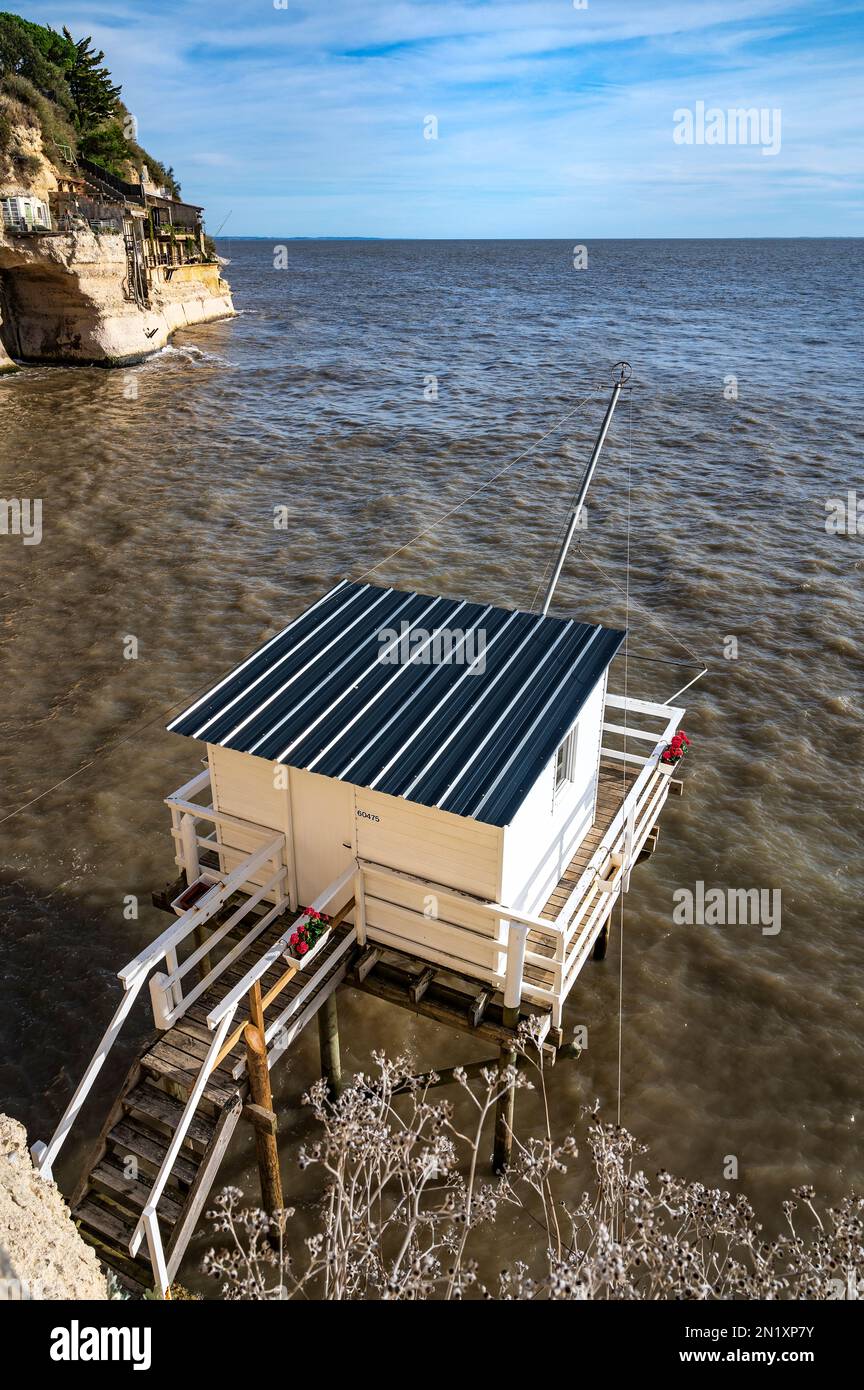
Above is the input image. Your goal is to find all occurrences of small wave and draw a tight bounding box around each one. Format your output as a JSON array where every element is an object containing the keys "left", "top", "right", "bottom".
[{"left": 141, "top": 343, "right": 228, "bottom": 368}]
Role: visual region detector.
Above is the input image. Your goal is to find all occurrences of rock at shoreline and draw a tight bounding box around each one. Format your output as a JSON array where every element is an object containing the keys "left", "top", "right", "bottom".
[{"left": 0, "top": 1114, "right": 107, "bottom": 1300}]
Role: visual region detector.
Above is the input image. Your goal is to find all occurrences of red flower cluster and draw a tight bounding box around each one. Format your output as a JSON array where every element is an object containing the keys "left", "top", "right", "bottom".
[
  {"left": 288, "top": 907, "right": 332, "bottom": 961},
  {"left": 661, "top": 729, "right": 691, "bottom": 766}
]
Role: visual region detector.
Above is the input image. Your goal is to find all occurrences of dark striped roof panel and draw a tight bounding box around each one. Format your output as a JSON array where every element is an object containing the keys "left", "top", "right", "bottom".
[{"left": 168, "top": 580, "right": 625, "bottom": 828}]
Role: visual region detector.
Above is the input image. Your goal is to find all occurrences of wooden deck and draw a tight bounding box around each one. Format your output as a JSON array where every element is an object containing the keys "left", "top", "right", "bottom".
[
  {"left": 541, "top": 759, "right": 639, "bottom": 921},
  {"left": 519, "top": 758, "right": 668, "bottom": 998}
]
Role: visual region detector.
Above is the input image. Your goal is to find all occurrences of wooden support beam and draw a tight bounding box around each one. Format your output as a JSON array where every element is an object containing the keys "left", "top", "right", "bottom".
[
  {"left": 242, "top": 1103, "right": 278, "bottom": 1136},
  {"left": 317, "top": 991, "right": 343, "bottom": 1100},
  {"left": 244, "top": 1023, "right": 283, "bottom": 1219},
  {"left": 669, "top": 778, "right": 684, "bottom": 797},
  {"left": 354, "top": 957, "right": 551, "bottom": 1048},
  {"left": 409, "top": 966, "right": 435, "bottom": 1003},
  {"left": 352, "top": 945, "right": 381, "bottom": 984},
  {"left": 493, "top": 1046, "right": 516, "bottom": 1174},
  {"left": 152, "top": 874, "right": 186, "bottom": 914},
  {"left": 469, "top": 989, "right": 492, "bottom": 1028},
  {"left": 637, "top": 825, "right": 660, "bottom": 864}
]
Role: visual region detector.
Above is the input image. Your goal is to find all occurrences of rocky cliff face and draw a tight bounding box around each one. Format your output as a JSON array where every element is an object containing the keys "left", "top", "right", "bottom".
[
  {"left": 0, "top": 111, "right": 233, "bottom": 366},
  {"left": 0, "top": 1114, "right": 107, "bottom": 1299},
  {"left": 0, "top": 222, "right": 234, "bottom": 364}
]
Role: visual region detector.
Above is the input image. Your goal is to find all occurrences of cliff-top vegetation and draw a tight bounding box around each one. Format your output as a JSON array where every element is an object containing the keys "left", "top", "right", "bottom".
[{"left": 0, "top": 10, "right": 180, "bottom": 193}]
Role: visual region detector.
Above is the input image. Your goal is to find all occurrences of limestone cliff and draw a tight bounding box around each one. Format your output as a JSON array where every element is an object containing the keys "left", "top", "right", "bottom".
[
  {"left": 0, "top": 1114, "right": 107, "bottom": 1299},
  {"left": 0, "top": 216, "right": 234, "bottom": 364},
  {"left": 0, "top": 14, "right": 233, "bottom": 366}
]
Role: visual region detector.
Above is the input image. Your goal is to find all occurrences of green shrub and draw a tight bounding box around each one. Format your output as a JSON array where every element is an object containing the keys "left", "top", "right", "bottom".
[
  {"left": 0, "top": 13, "right": 74, "bottom": 114},
  {"left": 79, "top": 119, "right": 128, "bottom": 174}
]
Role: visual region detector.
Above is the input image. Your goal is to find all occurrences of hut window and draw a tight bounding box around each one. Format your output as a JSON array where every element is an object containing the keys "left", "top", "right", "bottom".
[{"left": 554, "top": 724, "right": 578, "bottom": 796}]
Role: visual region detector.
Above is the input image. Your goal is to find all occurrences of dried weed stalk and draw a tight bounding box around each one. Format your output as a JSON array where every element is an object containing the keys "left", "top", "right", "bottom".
[{"left": 203, "top": 1024, "right": 862, "bottom": 1301}]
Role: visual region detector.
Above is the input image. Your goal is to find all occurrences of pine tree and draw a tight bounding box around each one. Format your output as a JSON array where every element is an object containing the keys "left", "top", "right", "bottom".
[{"left": 61, "top": 27, "right": 121, "bottom": 131}]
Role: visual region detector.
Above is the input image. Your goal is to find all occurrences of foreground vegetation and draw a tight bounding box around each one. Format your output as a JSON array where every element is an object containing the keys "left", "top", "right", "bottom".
[{"left": 204, "top": 1029, "right": 862, "bottom": 1300}]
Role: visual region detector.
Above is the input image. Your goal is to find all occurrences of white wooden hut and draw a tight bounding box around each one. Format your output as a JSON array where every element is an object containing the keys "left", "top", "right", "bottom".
[
  {"left": 164, "top": 578, "right": 686, "bottom": 1029},
  {"left": 30, "top": 368, "right": 693, "bottom": 1296}
]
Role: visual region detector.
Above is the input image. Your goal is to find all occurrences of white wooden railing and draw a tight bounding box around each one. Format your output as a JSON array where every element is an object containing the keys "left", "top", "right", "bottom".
[
  {"left": 30, "top": 777, "right": 290, "bottom": 1185},
  {"left": 129, "top": 864, "right": 357, "bottom": 1294},
  {"left": 351, "top": 693, "right": 685, "bottom": 1029},
  {"left": 549, "top": 692, "right": 685, "bottom": 1000},
  {"left": 353, "top": 858, "right": 565, "bottom": 1031}
]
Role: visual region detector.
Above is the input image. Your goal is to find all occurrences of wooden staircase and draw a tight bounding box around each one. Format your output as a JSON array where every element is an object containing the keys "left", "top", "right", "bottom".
[{"left": 70, "top": 914, "right": 356, "bottom": 1292}]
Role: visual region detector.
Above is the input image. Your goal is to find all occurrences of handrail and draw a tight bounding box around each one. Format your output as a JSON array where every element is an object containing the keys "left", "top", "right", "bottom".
[
  {"left": 207, "top": 863, "right": 356, "bottom": 1029},
  {"left": 554, "top": 693, "right": 684, "bottom": 937},
  {"left": 129, "top": 1007, "right": 238, "bottom": 1291},
  {"left": 30, "top": 975, "right": 149, "bottom": 1181},
  {"left": 356, "top": 856, "right": 564, "bottom": 1013},
  {"left": 356, "top": 857, "right": 566, "bottom": 939},
  {"left": 135, "top": 864, "right": 358, "bottom": 1293},
  {"left": 165, "top": 767, "right": 211, "bottom": 805},
  {"left": 118, "top": 832, "right": 285, "bottom": 985},
  {"left": 31, "top": 825, "right": 287, "bottom": 1183}
]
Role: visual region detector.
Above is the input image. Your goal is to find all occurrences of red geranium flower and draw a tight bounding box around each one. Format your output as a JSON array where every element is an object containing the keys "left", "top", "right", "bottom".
[
  {"left": 289, "top": 932, "right": 299, "bottom": 945},
  {"left": 296, "top": 940, "right": 309, "bottom": 955}
]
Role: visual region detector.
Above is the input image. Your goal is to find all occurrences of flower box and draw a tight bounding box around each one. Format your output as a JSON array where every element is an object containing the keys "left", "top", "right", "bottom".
[
  {"left": 171, "top": 871, "right": 222, "bottom": 916},
  {"left": 660, "top": 729, "right": 691, "bottom": 768},
  {"left": 285, "top": 908, "right": 332, "bottom": 964}
]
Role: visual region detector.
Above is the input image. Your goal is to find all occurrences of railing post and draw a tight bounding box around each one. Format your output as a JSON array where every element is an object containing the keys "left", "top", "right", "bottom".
[
  {"left": 142, "top": 1206, "right": 171, "bottom": 1298},
  {"left": 503, "top": 921, "right": 529, "bottom": 1029},
  {"left": 180, "top": 812, "right": 199, "bottom": 885},
  {"left": 623, "top": 800, "right": 636, "bottom": 892},
  {"left": 165, "top": 946, "right": 183, "bottom": 1012},
  {"left": 169, "top": 805, "right": 182, "bottom": 872},
  {"left": 353, "top": 868, "right": 367, "bottom": 946}
]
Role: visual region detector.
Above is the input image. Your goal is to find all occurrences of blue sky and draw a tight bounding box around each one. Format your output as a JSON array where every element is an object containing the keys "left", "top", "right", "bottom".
[{"left": 17, "top": 0, "right": 864, "bottom": 235}]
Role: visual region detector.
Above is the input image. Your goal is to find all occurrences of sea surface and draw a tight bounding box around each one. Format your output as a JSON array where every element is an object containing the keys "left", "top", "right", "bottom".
[{"left": 1, "top": 239, "right": 862, "bottom": 1293}]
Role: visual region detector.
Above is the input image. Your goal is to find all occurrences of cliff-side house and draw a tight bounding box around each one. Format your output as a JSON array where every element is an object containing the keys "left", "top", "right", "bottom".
[{"left": 0, "top": 139, "right": 233, "bottom": 364}]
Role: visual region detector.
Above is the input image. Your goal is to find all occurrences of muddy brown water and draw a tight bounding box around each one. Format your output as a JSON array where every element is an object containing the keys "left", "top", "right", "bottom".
[{"left": 1, "top": 239, "right": 862, "bottom": 1293}]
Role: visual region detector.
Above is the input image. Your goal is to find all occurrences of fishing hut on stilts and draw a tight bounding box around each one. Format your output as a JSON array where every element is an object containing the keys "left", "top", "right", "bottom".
[{"left": 31, "top": 363, "right": 701, "bottom": 1294}]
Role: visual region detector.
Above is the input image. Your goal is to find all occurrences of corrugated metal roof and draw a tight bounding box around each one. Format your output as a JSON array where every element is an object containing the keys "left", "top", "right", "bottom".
[{"left": 168, "top": 580, "right": 625, "bottom": 828}]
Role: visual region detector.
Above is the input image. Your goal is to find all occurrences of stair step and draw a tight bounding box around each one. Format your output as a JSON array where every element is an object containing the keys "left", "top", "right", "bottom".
[
  {"left": 106, "top": 1120, "right": 199, "bottom": 1190},
  {"left": 75, "top": 1193, "right": 137, "bottom": 1244},
  {"left": 74, "top": 1199, "right": 152, "bottom": 1288},
  {"left": 90, "top": 1159, "right": 185, "bottom": 1224},
  {"left": 140, "top": 1043, "right": 237, "bottom": 1107},
  {"left": 124, "top": 1080, "right": 217, "bottom": 1155}
]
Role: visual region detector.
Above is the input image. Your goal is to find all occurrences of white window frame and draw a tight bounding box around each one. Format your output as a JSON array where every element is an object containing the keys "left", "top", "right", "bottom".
[{"left": 554, "top": 722, "right": 579, "bottom": 799}]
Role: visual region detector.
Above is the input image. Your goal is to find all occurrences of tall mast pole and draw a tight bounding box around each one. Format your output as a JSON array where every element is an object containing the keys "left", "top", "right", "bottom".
[{"left": 541, "top": 361, "right": 631, "bottom": 617}]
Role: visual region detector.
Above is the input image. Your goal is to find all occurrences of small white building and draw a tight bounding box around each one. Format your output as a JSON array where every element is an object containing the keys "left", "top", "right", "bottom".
[
  {"left": 30, "top": 374, "right": 692, "bottom": 1298},
  {"left": 1, "top": 193, "right": 51, "bottom": 233},
  {"left": 166, "top": 579, "right": 685, "bottom": 1028}
]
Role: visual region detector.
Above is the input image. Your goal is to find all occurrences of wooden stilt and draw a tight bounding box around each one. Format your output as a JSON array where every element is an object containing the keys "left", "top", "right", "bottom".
[
  {"left": 317, "top": 990, "right": 343, "bottom": 1099},
  {"left": 243, "top": 1022, "right": 283, "bottom": 1217},
  {"left": 492, "top": 1045, "right": 516, "bottom": 1174},
  {"left": 592, "top": 920, "right": 610, "bottom": 960}
]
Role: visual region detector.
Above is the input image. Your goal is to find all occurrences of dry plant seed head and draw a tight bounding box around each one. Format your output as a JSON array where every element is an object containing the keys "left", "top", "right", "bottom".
[{"left": 202, "top": 1047, "right": 862, "bottom": 1301}]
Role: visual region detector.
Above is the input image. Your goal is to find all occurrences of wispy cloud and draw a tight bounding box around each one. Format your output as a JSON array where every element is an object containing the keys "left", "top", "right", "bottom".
[{"left": 20, "top": 0, "right": 864, "bottom": 234}]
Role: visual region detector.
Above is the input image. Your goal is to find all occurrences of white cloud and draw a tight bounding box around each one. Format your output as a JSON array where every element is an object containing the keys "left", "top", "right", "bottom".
[{"left": 19, "top": 0, "right": 864, "bottom": 234}]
